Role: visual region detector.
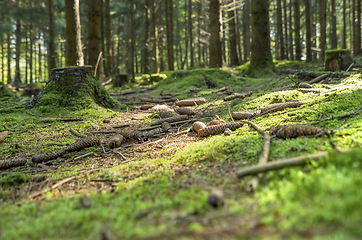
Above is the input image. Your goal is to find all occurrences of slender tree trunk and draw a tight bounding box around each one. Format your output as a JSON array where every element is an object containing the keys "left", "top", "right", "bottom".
[
  {"left": 293, "top": 0, "right": 301, "bottom": 61},
  {"left": 100, "top": 0, "right": 107, "bottom": 76},
  {"left": 1, "top": 36, "right": 4, "bottom": 82},
  {"left": 7, "top": 34, "right": 11, "bottom": 84},
  {"left": 356, "top": 0, "right": 361, "bottom": 55},
  {"left": 319, "top": 0, "right": 326, "bottom": 59},
  {"left": 151, "top": 0, "right": 159, "bottom": 73},
  {"left": 166, "top": 0, "right": 174, "bottom": 70},
  {"left": 243, "top": 0, "right": 251, "bottom": 62},
  {"left": 209, "top": 0, "right": 222, "bottom": 68},
  {"left": 38, "top": 34, "right": 42, "bottom": 82},
  {"left": 277, "top": 0, "right": 285, "bottom": 60},
  {"left": 105, "top": 0, "right": 112, "bottom": 75},
  {"left": 197, "top": 0, "right": 202, "bottom": 66},
  {"left": 189, "top": 0, "right": 194, "bottom": 68},
  {"left": 248, "top": 0, "right": 276, "bottom": 76},
  {"left": 65, "top": 0, "right": 84, "bottom": 66},
  {"left": 144, "top": 0, "right": 150, "bottom": 74},
  {"left": 331, "top": 0, "right": 337, "bottom": 49},
  {"left": 14, "top": 20, "right": 21, "bottom": 86},
  {"left": 312, "top": 0, "right": 317, "bottom": 60},
  {"left": 289, "top": 0, "right": 294, "bottom": 60},
  {"left": 228, "top": 0, "right": 239, "bottom": 66},
  {"left": 183, "top": 0, "right": 188, "bottom": 69},
  {"left": 305, "top": 0, "right": 312, "bottom": 62},
  {"left": 343, "top": 0, "right": 347, "bottom": 49},
  {"left": 29, "top": 25, "right": 33, "bottom": 84},
  {"left": 235, "top": 7, "right": 242, "bottom": 63},
  {"left": 130, "top": 0, "right": 135, "bottom": 79},
  {"left": 283, "top": 0, "right": 288, "bottom": 59},
  {"left": 221, "top": 9, "right": 226, "bottom": 66},
  {"left": 25, "top": 25, "right": 28, "bottom": 84},
  {"left": 47, "top": 0, "right": 56, "bottom": 70}
]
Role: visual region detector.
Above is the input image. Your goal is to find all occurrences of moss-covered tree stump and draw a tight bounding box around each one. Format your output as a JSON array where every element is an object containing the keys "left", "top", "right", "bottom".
[
  {"left": 26, "top": 66, "right": 119, "bottom": 111},
  {"left": 325, "top": 49, "right": 353, "bottom": 72},
  {"left": 112, "top": 74, "right": 129, "bottom": 87}
]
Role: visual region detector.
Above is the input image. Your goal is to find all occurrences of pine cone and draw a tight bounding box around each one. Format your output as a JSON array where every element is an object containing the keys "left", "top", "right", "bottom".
[
  {"left": 270, "top": 124, "right": 324, "bottom": 138},
  {"left": 0, "top": 158, "right": 27, "bottom": 170},
  {"left": 198, "top": 122, "right": 244, "bottom": 137},
  {"left": 32, "top": 150, "right": 66, "bottom": 163},
  {"left": 192, "top": 121, "right": 207, "bottom": 133},
  {"left": 259, "top": 101, "right": 304, "bottom": 114},
  {"left": 298, "top": 82, "right": 312, "bottom": 88},
  {"left": 0, "top": 130, "right": 9, "bottom": 143},
  {"left": 109, "top": 134, "right": 124, "bottom": 149},
  {"left": 232, "top": 112, "right": 256, "bottom": 120},
  {"left": 175, "top": 97, "right": 207, "bottom": 106},
  {"left": 151, "top": 115, "right": 189, "bottom": 126},
  {"left": 175, "top": 107, "right": 195, "bottom": 115},
  {"left": 209, "top": 119, "right": 224, "bottom": 126},
  {"left": 120, "top": 130, "right": 139, "bottom": 139},
  {"left": 298, "top": 88, "right": 320, "bottom": 93},
  {"left": 140, "top": 104, "right": 155, "bottom": 110},
  {"left": 65, "top": 136, "right": 100, "bottom": 153},
  {"left": 223, "top": 91, "right": 252, "bottom": 101}
]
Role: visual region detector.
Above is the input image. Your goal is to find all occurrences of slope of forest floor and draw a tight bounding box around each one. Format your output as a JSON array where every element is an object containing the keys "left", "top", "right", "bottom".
[{"left": 1, "top": 60, "right": 362, "bottom": 239}]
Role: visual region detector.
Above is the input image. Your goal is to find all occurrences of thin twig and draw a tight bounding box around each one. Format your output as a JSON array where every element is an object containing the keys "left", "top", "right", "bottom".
[
  {"left": 69, "top": 128, "right": 87, "bottom": 138},
  {"left": 94, "top": 52, "right": 103, "bottom": 76}
]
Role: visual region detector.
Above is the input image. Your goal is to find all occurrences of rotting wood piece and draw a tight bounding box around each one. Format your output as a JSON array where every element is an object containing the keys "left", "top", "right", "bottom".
[
  {"left": 198, "top": 122, "right": 244, "bottom": 137},
  {"left": 192, "top": 121, "right": 207, "bottom": 133},
  {"left": 175, "top": 107, "right": 195, "bottom": 115},
  {"left": 0, "top": 158, "right": 27, "bottom": 170},
  {"left": 0, "top": 130, "right": 9, "bottom": 143},
  {"left": 175, "top": 97, "right": 207, "bottom": 106},
  {"left": 65, "top": 136, "right": 101, "bottom": 153},
  {"left": 109, "top": 134, "right": 124, "bottom": 149},
  {"left": 270, "top": 124, "right": 324, "bottom": 139},
  {"left": 151, "top": 115, "right": 189, "bottom": 126},
  {"left": 308, "top": 74, "right": 328, "bottom": 84},
  {"left": 223, "top": 91, "right": 253, "bottom": 101},
  {"left": 298, "top": 88, "right": 320, "bottom": 93},
  {"left": 32, "top": 150, "right": 66, "bottom": 163}
]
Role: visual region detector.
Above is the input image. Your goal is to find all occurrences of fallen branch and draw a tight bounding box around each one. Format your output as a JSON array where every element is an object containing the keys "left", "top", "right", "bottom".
[
  {"left": 308, "top": 73, "right": 328, "bottom": 84},
  {"left": 69, "top": 128, "right": 87, "bottom": 138},
  {"left": 237, "top": 149, "right": 349, "bottom": 178}
]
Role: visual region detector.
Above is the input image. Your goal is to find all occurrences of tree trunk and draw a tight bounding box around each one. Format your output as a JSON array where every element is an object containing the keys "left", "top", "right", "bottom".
[
  {"left": 356, "top": 0, "right": 361, "bottom": 55},
  {"left": 305, "top": 0, "right": 312, "bottom": 61},
  {"left": 197, "top": 0, "right": 202, "bottom": 67},
  {"left": 289, "top": 0, "right": 294, "bottom": 60},
  {"left": 209, "top": 0, "right": 222, "bottom": 68},
  {"left": 7, "top": 34, "right": 12, "bottom": 84},
  {"left": 189, "top": 0, "right": 194, "bottom": 68},
  {"left": 228, "top": 0, "right": 239, "bottom": 66},
  {"left": 277, "top": 0, "right": 285, "bottom": 60},
  {"left": 14, "top": 19, "right": 21, "bottom": 86},
  {"left": 293, "top": 0, "right": 301, "bottom": 61},
  {"left": 38, "top": 35, "right": 42, "bottom": 82},
  {"left": 143, "top": 0, "right": 150, "bottom": 74},
  {"left": 243, "top": 0, "right": 251, "bottom": 62},
  {"left": 283, "top": 0, "right": 288, "bottom": 59},
  {"left": 88, "top": 0, "right": 103, "bottom": 77},
  {"left": 130, "top": 0, "right": 135, "bottom": 79},
  {"left": 25, "top": 25, "right": 28, "bottom": 84},
  {"left": 248, "top": 0, "right": 276, "bottom": 77},
  {"left": 183, "top": 0, "right": 188, "bottom": 69},
  {"left": 65, "top": 0, "right": 84, "bottom": 66},
  {"left": 235, "top": 6, "right": 242, "bottom": 63},
  {"left": 29, "top": 25, "right": 33, "bottom": 84},
  {"left": 47, "top": 0, "right": 56, "bottom": 70},
  {"left": 1, "top": 35, "right": 3, "bottom": 83},
  {"left": 319, "top": 0, "right": 326, "bottom": 60},
  {"left": 105, "top": 0, "right": 112, "bottom": 75},
  {"left": 151, "top": 0, "right": 159, "bottom": 73},
  {"left": 343, "top": 0, "right": 347, "bottom": 49},
  {"left": 331, "top": 0, "right": 337, "bottom": 49},
  {"left": 166, "top": 0, "right": 174, "bottom": 70},
  {"left": 220, "top": 8, "right": 226, "bottom": 66}
]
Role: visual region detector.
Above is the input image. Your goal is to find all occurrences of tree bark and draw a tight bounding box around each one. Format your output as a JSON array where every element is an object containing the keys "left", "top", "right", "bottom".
[
  {"left": 248, "top": 0, "right": 276, "bottom": 76},
  {"left": 305, "top": 0, "right": 312, "bottom": 62},
  {"left": 14, "top": 19, "right": 21, "bottom": 86},
  {"left": 47, "top": 0, "right": 56, "bottom": 70},
  {"left": 343, "top": 0, "right": 347, "bottom": 49},
  {"left": 289, "top": 0, "right": 294, "bottom": 60},
  {"left": 331, "top": 0, "right": 338, "bottom": 49},
  {"left": 197, "top": 0, "right": 202, "bottom": 67},
  {"left": 7, "top": 34, "right": 12, "bottom": 84},
  {"left": 38, "top": 34, "right": 42, "bottom": 82},
  {"left": 130, "top": 0, "right": 135, "bottom": 79},
  {"left": 293, "top": 0, "right": 301, "bottom": 61},
  {"left": 356, "top": 0, "right": 362, "bottom": 55},
  {"left": 319, "top": 0, "right": 326, "bottom": 60},
  {"left": 277, "top": 0, "right": 285, "bottom": 60},
  {"left": 189, "top": 0, "right": 194, "bottom": 68},
  {"left": 65, "top": 0, "right": 84, "bottom": 66},
  {"left": 88, "top": 0, "right": 103, "bottom": 77},
  {"left": 228, "top": 0, "right": 239, "bottom": 66},
  {"left": 1, "top": 35, "right": 3, "bottom": 82},
  {"left": 166, "top": 0, "right": 174, "bottom": 70},
  {"left": 143, "top": 0, "right": 150, "bottom": 74},
  {"left": 243, "top": 0, "right": 251, "bottom": 62},
  {"left": 29, "top": 24, "right": 33, "bottom": 84},
  {"left": 283, "top": 0, "right": 288, "bottom": 59},
  {"left": 183, "top": 0, "right": 188, "bottom": 69},
  {"left": 209, "top": 0, "right": 222, "bottom": 68},
  {"left": 151, "top": 0, "right": 159, "bottom": 73},
  {"left": 105, "top": 0, "right": 112, "bottom": 75}
]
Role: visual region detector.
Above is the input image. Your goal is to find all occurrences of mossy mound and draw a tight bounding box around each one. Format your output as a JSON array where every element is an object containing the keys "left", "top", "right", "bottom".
[
  {"left": 26, "top": 67, "right": 119, "bottom": 112},
  {"left": 0, "top": 82, "right": 16, "bottom": 99},
  {"left": 325, "top": 49, "right": 353, "bottom": 71}
]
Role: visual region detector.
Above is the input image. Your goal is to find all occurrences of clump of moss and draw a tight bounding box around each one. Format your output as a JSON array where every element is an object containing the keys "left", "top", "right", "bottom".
[
  {"left": 0, "top": 173, "right": 29, "bottom": 187},
  {"left": 26, "top": 67, "right": 119, "bottom": 112},
  {"left": 0, "top": 82, "right": 16, "bottom": 99}
]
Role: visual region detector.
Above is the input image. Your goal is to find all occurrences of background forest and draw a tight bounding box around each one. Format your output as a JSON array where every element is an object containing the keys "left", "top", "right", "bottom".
[{"left": 0, "top": 0, "right": 361, "bottom": 84}]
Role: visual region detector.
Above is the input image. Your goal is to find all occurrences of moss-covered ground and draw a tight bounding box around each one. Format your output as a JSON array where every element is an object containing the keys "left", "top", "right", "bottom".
[{"left": 1, "top": 62, "right": 362, "bottom": 239}]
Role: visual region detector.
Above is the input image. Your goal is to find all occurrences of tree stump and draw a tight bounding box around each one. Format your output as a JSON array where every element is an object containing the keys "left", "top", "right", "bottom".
[
  {"left": 26, "top": 66, "right": 118, "bottom": 110},
  {"left": 113, "top": 74, "right": 128, "bottom": 87},
  {"left": 324, "top": 49, "right": 353, "bottom": 72}
]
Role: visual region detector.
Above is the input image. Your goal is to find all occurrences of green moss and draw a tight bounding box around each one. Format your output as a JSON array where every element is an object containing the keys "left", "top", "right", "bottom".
[
  {"left": 325, "top": 49, "right": 351, "bottom": 61},
  {"left": 0, "top": 173, "right": 29, "bottom": 187},
  {"left": 0, "top": 82, "right": 16, "bottom": 98}
]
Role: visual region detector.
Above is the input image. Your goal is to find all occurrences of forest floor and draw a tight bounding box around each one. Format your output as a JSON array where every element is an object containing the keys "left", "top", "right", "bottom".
[{"left": 1, "top": 60, "right": 362, "bottom": 239}]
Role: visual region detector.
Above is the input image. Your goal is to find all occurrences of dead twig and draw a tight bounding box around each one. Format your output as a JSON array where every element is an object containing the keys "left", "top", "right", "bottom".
[{"left": 69, "top": 128, "right": 87, "bottom": 138}]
